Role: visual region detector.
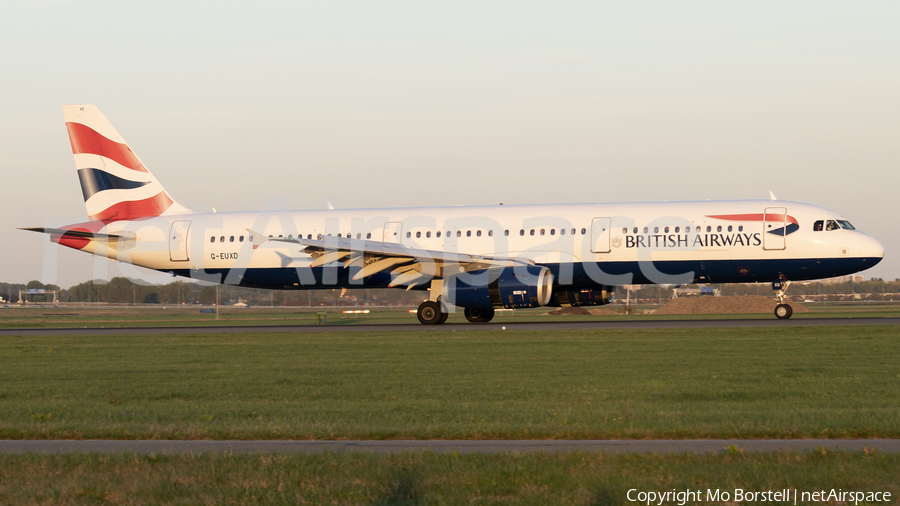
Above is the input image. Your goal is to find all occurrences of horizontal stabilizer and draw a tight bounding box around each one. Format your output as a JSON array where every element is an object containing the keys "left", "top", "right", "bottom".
[{"left": 19, "top": 227, "right": 122, "bottom": 242}]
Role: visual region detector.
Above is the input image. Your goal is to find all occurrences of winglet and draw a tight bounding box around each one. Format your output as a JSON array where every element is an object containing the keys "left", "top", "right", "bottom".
[{"left": 769, "top": 191, "right": 777, "bottom": 201}]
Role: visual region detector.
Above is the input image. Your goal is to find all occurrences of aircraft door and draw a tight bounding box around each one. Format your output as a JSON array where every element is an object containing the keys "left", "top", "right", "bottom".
[
  {"left": 168, "top": 220, "right": 191, "bottom": 261},
  {"left": 383, "top": 222, "right": 403, "bottom": 244},
  {"left": 763, "top": 207, "right": 786, "bottom": 250},
  {"left": 590, "top": 217, "right": 611, "bottom": 253}
]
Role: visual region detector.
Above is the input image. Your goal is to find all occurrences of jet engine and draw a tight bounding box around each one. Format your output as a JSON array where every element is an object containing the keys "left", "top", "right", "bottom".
[{"left": 442, "top": 265, "right": 554, "bottom": 309}]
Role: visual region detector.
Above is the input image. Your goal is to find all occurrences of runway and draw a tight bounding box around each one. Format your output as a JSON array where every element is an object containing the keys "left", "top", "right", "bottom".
[
  {"left": 1, "top": 317, "right": 898, "bottom": 336},
  {"left": 1, "top": 439, "right": 898, "bottom": 455}
]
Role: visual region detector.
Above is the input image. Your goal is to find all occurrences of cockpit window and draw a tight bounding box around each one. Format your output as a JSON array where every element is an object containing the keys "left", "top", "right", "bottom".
[
  {"left": 826, "top": 220, "right": 840, "bottom": 231},
  {"left": 813, "top": 220, "right": 824, "bottom": 232},
  {"left": 838, "top": 220, "right": 855, "bottom": 230}
]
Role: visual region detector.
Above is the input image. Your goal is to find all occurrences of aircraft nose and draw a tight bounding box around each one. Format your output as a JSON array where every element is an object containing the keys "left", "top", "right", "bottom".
[{"left": 860, "top": 235, "right": 885, "bottom": 260}]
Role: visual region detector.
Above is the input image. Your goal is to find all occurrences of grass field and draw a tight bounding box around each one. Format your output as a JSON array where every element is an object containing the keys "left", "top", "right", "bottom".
[
  {"left": 2, "top": 301, "right": 900, "bottom": 329},
  {"left": 1, "top": 325, "right": 898, "bottom": 440},
  {"left": 0, "top": 450, "right": 897, "bottom": 505}
]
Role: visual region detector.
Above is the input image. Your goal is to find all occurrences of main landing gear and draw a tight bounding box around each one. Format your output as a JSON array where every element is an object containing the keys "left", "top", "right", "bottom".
[
  {"left": 772, "top": 277, "right": 793, "bottom": 320},
  {"left": 416, "top": 300, "right": 449, "bottom": 325},
  {"left": 464, "top": 307, "right": 495, "bottom": 323}
]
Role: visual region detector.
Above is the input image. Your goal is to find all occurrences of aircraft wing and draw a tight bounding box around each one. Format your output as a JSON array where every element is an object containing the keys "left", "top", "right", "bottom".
[{"left": 248, "top": 229, "right": 532, "bottom": 287}]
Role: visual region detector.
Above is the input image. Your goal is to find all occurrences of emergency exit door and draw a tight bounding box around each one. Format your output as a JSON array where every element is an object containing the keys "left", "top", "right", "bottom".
[{"left": 168, "top": 220, "right": 191, "bottom": 261}]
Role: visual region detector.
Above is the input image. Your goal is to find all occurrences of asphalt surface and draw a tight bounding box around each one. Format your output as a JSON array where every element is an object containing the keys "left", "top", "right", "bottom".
[
  {"left": 1, "top": 439, "right": 897, "bottom": 455},
  {"left": 1, "top": 317, "right": 898, "bottom": 336}
]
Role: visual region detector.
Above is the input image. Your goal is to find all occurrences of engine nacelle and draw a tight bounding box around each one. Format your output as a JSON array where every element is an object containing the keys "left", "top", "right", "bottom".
[
  {"left": 549, "top": 286, "right": 615, "bottom": 307},
  {"left": 442, "top": 265, "right": 554, "bottom": 309}
]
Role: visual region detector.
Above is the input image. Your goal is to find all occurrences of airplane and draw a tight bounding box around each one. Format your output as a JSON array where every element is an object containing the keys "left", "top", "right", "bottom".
[{"left": 22, "top": 105, "right": 885, "bottom": 324}]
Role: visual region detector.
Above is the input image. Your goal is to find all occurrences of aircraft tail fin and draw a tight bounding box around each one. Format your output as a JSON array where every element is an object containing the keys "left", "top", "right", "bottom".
[{"left": 62, "top": 105, "right": 192, "bottom": 222}]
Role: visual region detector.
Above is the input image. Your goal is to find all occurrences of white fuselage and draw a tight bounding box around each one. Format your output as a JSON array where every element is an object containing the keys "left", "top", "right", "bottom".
[{"left": 69, "top": 199, "right": 883, "bottom": 290}]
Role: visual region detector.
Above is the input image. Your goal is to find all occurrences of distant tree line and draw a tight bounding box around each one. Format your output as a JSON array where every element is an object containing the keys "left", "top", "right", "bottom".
[
  {"left": 4, "top": 278, "right": 429, "bottom": 306},
  {"left": 619, "top": 278, "right": 900, "bottom": 303},
  {"left": 3, "top": 277, "right": 899, "bottom": 306}
]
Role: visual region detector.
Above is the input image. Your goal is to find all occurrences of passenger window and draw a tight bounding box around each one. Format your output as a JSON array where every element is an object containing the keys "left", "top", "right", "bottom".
[
  {"left": 249, "top": 236, "right": 253, "bottom": 242},
  {"left": 560, "top": 228, "right": 565, "bottom": 235},
  {"left": 437, "top": 231, "right": 441, "bottom": 238},
  {"left": 504, "top": 230, "right": 509, "bottom": 236},
  {"left": 550, "top": 229, "right": 555, "bottom": 236},
  {"left": 337, "top": 234, "right": 341, "bottom": 238},
  {"left": 307, "top": 234, "right": 312, "bottom": 239},
  {"left": 623, "top": 228, "right": 628, "bottom": 234},
  {"left": 571, "top": 228, "right": 576, "bottom": 235},
  {"left": 632, "top": 227, "right": 637, "bottom": 234},
  {"left": 738, "top": 226, "right": 743, "bottom": 232},
  {"left": 530, "top": 229, "right": 535, "bottom": 236},
  {"left": 210, "top": 236, "right": 215, "bottom": 243},
  {"left": 643, "top": 227, "right": 648, "bottom": 234},
  {"left": 520, "top": 230, "right": 525, "bottom": 236},
  {"left": 540, "top": 229, "right": 545, "bottom": 236},
  {"left": 664, "top": 227, "right": 669, "bottom": 233},
  {"left": 826, "top": 220, "right": 840, "bottom": 231},
  {"left": 426, "top": 231, "right": 431, "bottom": 238},
  {"left": 581, "top": 228, "right": 586, "bottom": 235},
  {"left": 366, "top": 233, "right": 371, "bottom": 239},
  {"left": 221, "top": 236, "right": 226, "bottom": 242},
  {"left": 675, "top": 227, "right": 680, "bottom": 233},
  {"left": 717, "top": 226, "right": 722, "bottom": 232},
  {"left": 457, "top": 231, "right": 462, "bottom": 237},
  {"left": 406, "top": 232, "right": 411, "bottom": 238},
  {"left": 357, "top": 233, "right": 361, "bottom": 239},
  {"left": 727, "top": 226, "right": 732, "bottom": 232},
  {"left": 706, "top": 226, "right": 711, "bottom": 233},
  {"left": 476, "top": 230, "right": 481, "bottom": 237},
  {"left": 488, "top": 230, "right": 493, "bottom": 237},
  {"left": 466, "top": 230, "right": 471, "bottom": 237},
  {"left": 416, "top": 231, "right": 421, "bottom": 238},
  {"left": 654, "top": 227, "right": 659, "bottom": 233}
]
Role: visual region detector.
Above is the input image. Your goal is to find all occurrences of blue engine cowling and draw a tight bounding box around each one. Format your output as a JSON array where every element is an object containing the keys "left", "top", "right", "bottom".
[
  {"left": 442, "top": 265, "right": 554, "bottom": 309},
  {"left": 548, "top": 286, "right": 615, "bottom": 307}
]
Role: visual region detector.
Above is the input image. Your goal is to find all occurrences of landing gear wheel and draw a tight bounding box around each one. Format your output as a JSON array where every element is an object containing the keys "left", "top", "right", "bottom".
[
  {"left": 464, "top": 307, "right": 495, "bottom": 323},
  {"left": 438, "top": 309, "right": 449, "bottom": 324},
  {"left": 774, "top": 303, "right": 793, "bottom": 320},
  {"left": 417, "top": 301, "right": 445, "bottom": 325}
]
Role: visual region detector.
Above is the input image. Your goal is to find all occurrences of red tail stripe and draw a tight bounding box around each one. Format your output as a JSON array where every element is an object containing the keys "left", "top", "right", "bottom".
[
  {"left": 66, "top": 122, "right": 148, "bottom": 173},
  {"left": 90, "top": 192, "right": 174, "bottom": 222},
  {"left": 706, "top": 213, "right": 798, "bottom": 225}
]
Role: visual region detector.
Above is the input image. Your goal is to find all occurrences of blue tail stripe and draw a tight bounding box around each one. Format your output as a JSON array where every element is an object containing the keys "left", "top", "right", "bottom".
[{"left": 77, "top": 168, "right": 150, "bottom": 201}]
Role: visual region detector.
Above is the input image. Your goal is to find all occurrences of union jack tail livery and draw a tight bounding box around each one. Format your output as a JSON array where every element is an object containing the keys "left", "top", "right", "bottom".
[{"left": 63, "top": 105, "right": 192, "bottom": 222}]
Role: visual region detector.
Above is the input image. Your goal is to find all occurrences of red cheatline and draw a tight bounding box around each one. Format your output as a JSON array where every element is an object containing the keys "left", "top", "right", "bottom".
[{"left": 705, "top": 213, "right": 798, "bottom": 225}]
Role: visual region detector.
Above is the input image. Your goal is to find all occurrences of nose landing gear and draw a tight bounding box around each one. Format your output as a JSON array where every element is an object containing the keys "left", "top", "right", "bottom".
[{"left": 772, "top": 277, "right": 793, "bottom": 319}]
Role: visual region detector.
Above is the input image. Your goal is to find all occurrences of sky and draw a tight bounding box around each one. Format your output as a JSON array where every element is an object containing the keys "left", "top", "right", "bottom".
[{"left": 1, "top": 1, "right": 898, "bottom": 288}]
